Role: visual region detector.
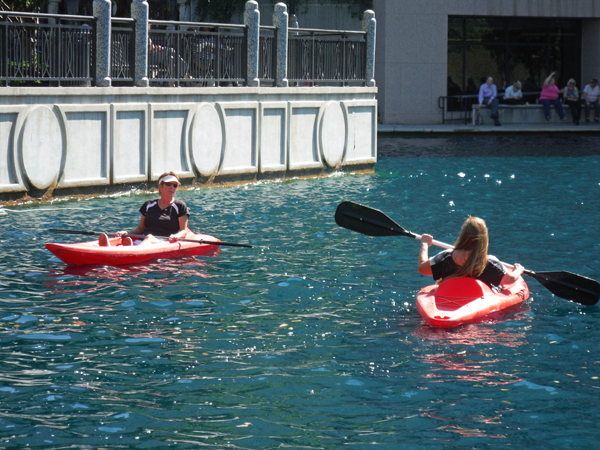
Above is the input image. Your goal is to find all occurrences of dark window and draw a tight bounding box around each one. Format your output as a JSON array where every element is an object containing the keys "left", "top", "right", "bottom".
[{"left": 448, "top": 16, "right": 582, "bottom": 98}]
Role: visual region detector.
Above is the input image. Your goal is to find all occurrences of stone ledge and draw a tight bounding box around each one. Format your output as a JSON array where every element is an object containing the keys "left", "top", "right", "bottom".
[{"left": 472, "top": 103, "right": 576, "bottom": 125}]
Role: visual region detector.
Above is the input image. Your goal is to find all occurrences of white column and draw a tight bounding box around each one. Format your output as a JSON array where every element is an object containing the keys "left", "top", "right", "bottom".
[
  {"left": 362, "top": 10, "right": 376, "bottom": 87},
  {"left": 273, "top": 3, "right": 289, "bottom": 87},
  {"left": 244, "top": 1, "right": 260, "bottom": 87},
  {"left": 48, "top": 0, "right": 60, "bottom": 23},
  {"left": 177, "top": 0, "right": 191, "bottom": 22},
  {"left": 131, "top": 0, "right": 149, "bottom": 87},
  {"left": 93, "top": 0, "right": 112, "bottom": 87}
]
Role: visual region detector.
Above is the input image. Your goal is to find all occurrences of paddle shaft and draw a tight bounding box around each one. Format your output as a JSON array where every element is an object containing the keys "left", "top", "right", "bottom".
[
  {"left": 335, "top": 201, "right": 600, "bottom": 305},
  {"left": 48, "top": 229, "right": 252, "bottom": 248},
  {"left": 411, "top": 231, "right": 520, "bottom": 272},
  {"left": 417, "top": 232, "right": 598, "bottom": 303},
  {"left": 339, "top": 206, "right": 516, "bottom": 270}
]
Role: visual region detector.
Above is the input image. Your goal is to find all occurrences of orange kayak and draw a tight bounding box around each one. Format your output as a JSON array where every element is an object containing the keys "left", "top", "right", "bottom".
[
  {"left": 416, "top": 276, "right": 529, "bottom": 328},
  {"left": 45, "top": 234, "right": 220, "bottom": 266}
]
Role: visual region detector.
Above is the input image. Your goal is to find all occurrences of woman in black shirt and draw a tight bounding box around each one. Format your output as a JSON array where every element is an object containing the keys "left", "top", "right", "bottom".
[
  {"left": 417, "top": 216, "right": 523, "bottom": 289},
  {"left": 99, "top": 171, "right": 190, "bottom": 246}
]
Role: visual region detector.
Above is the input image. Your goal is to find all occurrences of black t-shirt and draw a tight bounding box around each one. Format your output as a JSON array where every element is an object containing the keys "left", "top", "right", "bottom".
[
  {"left": 430, "top": 249, "right": 506, "bottom": 288},
  {"left": 139, "top": 199, "right": 190, "bottom": 237}
]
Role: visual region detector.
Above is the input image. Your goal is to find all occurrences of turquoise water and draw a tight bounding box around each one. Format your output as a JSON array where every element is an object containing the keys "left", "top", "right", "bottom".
[{"left": 1, "top": 135, "right": 599, "bottom": 449}]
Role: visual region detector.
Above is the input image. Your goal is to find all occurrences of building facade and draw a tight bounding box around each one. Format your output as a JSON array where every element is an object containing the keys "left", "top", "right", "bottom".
[{"left": 372, "top": 0, "right": 600, "bottom": 124}]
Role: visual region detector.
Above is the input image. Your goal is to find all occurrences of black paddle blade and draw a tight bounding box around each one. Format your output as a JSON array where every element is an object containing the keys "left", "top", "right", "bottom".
[
  {"left": 526, "top": 270, "right": 600, "bottom": 306},
  {"left": 335, "top": 201, "right": 415, "bottom": 238}
]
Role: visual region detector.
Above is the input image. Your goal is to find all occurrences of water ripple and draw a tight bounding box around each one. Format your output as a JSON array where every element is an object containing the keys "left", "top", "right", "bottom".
[{"left": 0, "top": 135, "right": 599, "bottom": 448}]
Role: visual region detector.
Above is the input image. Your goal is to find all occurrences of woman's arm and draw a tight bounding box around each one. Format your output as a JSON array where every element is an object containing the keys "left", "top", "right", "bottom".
[
  {"left": 116, "top": 216, "right": 145, "bottom": 237},
  {"left": 418, "top": 235, "right": 433, "bottom": 276},
  {"left": 542, "top": 72, "right": 554, "bottom": 88},
  {"left": 168, "top": 215, "right": 190, "bottom": 241},
  {"left": 501, "top": 263, "right": 524, "bottom": 285}
]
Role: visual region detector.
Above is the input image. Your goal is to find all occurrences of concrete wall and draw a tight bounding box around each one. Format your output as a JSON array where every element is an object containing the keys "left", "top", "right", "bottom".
[
  {"left": 0, "top": 86, "right": 377, "bottom": 202},
  {"left": 373, "top": 0, "right": 600, "bottom": 125}
]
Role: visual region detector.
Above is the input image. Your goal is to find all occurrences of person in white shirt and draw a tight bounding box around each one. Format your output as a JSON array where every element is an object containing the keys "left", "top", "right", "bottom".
[
  {"left": 583, "top": 78, "right": 600, "bottom": 122},
  {"left": 503, "top": 81, "right": 523, "bottom": 105}
]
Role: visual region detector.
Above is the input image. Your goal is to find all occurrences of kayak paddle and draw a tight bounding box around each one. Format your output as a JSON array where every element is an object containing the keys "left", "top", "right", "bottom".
[
  {"left": 334, "top": 201, "right": 600, "bottom": 306},
  {"left": 48, "top": 229, "right": 252, "bottom": 248}
]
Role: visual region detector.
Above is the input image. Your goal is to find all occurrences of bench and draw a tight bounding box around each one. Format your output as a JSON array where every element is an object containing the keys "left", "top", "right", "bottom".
[{"left": 472, "top": 104, "right": 574, "bottom": 125}]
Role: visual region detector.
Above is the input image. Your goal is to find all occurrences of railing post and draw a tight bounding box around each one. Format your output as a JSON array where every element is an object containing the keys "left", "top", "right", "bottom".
[
  {"left": 273, "top": 3, "right": 288, "bottom": 87},
  {"left": 177, "top": 0, "right": 191, "bottom": 22},
  {"left": 93, "top": 0, "right": 112, "bottom": 87},
  {"left": 244, "top": 0, "right": 260, "bottom": 87},
  {"left": 48, "top": 0, "right": 60, "bottom": 24},
  {"left": 66, "top": 0, "right": 81, "bottom": 15},
  {"left": 131, "top": 0, "right": 149, "bottom": 87},
  {"left": 362, "top": 9, "right": 376, "bottom": 87}
]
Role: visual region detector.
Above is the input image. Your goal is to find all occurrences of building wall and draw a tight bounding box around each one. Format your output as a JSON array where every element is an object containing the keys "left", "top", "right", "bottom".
[
  {"left": 372, "top": 0, "right": 447, "bottom": 125},
  {"left": 0, "top": 86, "right": 377, "bottom": 202},
  {"left": 188, "top": 0, "right": 363, "bottom": 30},
  {"left": 256, "top": 0, "right": 363, "bottom": 30},
  {"left": 374, "top": 0, "right": 600, "bottom": 125},
  {"left": 582, "top": 19, "right": 600, "bottom": 84}
]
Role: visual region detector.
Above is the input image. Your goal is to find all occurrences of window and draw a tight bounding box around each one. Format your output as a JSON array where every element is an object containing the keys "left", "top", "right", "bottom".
[{"left": 447, "top": 17, "right": 581, "bottom": 98}]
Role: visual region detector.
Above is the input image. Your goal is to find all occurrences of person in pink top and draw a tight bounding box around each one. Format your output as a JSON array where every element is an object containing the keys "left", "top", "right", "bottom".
[{"left": 539, "top": 72, "right": 566, "bottom": 121}]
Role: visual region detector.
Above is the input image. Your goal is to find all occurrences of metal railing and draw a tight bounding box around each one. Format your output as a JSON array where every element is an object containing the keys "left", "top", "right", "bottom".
[
  {"left": 288, "top": 29, "right": 366, "bottom": 86},
  {"left": 1, "top": 9, "right": 374, "bottom": 88},
  {"left": 438, "top": 95, "right": 477, "bottom": 124},
  {"left": 148, "top": 21, "right": 246, "bottom": 87},
  {"left": 258, "top": 25, "right": 275, "bottom": 85},
  {"left": 111, "top": 18, "right": 134, "bottom": 84},
  {"left": 1, "top": 11, "right": 95, "bottom": 87}
]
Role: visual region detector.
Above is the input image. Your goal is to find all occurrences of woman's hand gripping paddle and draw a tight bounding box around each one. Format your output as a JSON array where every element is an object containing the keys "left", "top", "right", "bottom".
[{"left": 334, "top": 201, "right": 600, "bottom": 306}]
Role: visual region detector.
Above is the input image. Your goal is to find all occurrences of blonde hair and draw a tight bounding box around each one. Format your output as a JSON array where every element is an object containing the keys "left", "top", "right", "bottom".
[
  {"left": 453, "top": 216, "right": 489, "bottom": 278},
  {"left": 567, "top": 78, "right": 576, "bottom": 86}
]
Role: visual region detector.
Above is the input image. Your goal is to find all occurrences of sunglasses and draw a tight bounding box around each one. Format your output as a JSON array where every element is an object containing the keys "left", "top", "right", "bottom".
[{"left": 163, "top": 182, "right": 178, "bottom": 188}]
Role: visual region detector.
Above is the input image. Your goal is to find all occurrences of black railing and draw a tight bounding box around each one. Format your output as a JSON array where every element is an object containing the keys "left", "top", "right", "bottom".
[
  {"left": 1, "top": 12, "right": 371, "bottom": 88},
  {"left": 288, "top": 29, "right": 366, "bottom": 86},
  {"left": 148, "top": 21, "right": 246, "bottom": 87},
  {"left": 258, "top": 26, "right": 275, "bottom": 85},
  {"left": 1, "top": 11, "right": 95, "bottom": 86},
  {"left": 438, "top": 95, "right": 477, "bottom": 124},
  {"left": 111, "top": 18, "right": 134, "bottom": 84}
]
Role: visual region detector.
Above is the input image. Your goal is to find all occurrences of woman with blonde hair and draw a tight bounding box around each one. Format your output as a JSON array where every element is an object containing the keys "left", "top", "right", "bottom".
[
  {"left": 99, "top": 171, "right": 190, "bottom": 247},
  {"left": 562, "top": 78, "right": 581, "bottom": 125},
  {"left": 418, "top": 216, "right": 523, "bottom": 289}
]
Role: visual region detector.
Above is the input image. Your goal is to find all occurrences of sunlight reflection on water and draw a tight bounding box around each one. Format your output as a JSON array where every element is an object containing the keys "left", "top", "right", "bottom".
[{"left": 0, "top": 135, "right": 599, "bottom": 449}]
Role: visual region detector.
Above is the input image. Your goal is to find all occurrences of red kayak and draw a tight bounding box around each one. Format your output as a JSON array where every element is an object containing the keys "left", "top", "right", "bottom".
[
  {"left": 416, "top": 276, "right": 529, "bottom": 328},
  {"left": 46, "top": 234, "right": 220, "bottom": 266}
]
